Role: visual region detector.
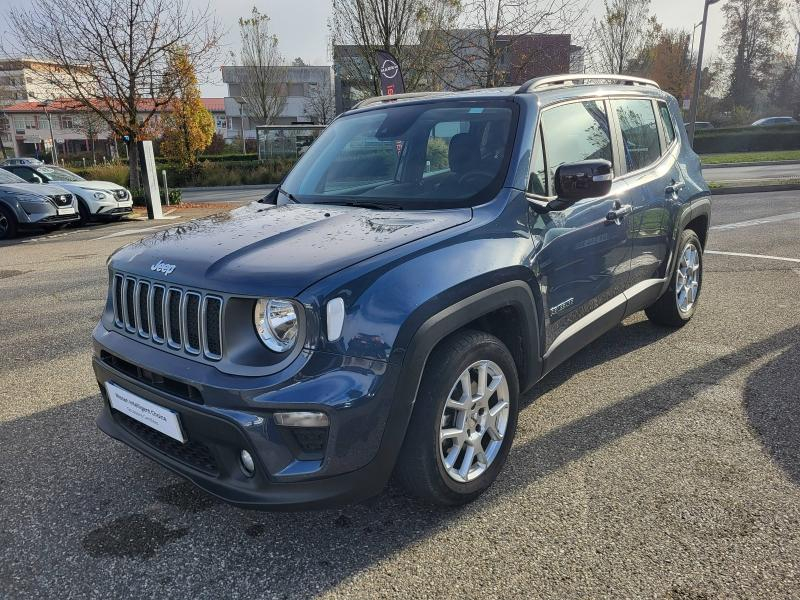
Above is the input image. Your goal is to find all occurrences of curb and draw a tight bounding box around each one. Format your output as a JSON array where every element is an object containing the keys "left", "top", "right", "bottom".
[
  {"left": 178, "top": 184, "right": 276, "bottom": 192},
  {"left": 703, "top": 159, "right": 800, "bottom": 169},
  {"left": 711, "top": 183, "right": 800, "bottom": 195}
]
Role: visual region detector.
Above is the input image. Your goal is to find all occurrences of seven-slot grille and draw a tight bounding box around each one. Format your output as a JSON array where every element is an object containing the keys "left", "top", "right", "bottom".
[{"left": 112, "top": 273, "right": 223, "bottom": 360}]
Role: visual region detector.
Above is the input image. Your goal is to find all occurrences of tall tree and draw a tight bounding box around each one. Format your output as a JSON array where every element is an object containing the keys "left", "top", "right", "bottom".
[
  {"left": 71, "top": 108, "right": 110, "bottom": 164},
  {"left": 159, "top": 49, "right": 216, "bottom": 170},
  {"left": 236, "top": 8, "right": 287, "bottom": 127},
  {"left": 720, "top": 0, "right": 786, "bottom": 110},
  {"left": 593, "top": 0, "right": 658, "bottom": 74},
  {"left": 305, "top": 81, "right": 336, "bottom": 124},
  {"left": 439, "top": 0, "right": 589, "bottom": 89},
  {"left": 331, "top": 0, "right": 460, "bottom": 97},
  {"left": 7, "top": 0, "right": 221, "bottom": 190}
]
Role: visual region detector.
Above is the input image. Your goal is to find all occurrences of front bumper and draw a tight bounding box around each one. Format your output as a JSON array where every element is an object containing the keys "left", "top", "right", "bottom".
[{"left": 92, "top": 324, "right": 413, "bottom": 509}]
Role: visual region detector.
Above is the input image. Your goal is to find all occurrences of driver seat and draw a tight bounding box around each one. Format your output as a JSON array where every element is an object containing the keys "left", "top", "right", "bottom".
[{"left": 435, "top": 133, "right": 482, "bottom": 190}]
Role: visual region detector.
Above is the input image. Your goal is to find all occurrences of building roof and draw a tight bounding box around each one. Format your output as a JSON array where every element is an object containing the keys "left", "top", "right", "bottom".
[{"left": 2, "top": 97, "right": 226, "bottom": 113}]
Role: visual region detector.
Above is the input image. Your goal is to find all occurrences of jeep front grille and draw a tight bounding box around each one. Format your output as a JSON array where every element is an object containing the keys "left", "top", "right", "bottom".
[{"left": 112, "top": 273, "right": 223, "bottom": 361}]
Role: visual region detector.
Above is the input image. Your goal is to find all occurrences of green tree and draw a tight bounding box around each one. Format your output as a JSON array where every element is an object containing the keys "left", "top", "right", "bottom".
[
  {"left": 160, "top": 49, "right": 216, "bottom": 169},
  {"left": 721, "top": 0, "right": 786, "bottom": 110}
]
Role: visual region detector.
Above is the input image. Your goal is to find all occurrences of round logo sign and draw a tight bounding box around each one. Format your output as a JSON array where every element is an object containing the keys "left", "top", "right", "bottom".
[{"left": 380, "top": 59, "right": 399, "bottom": 80}]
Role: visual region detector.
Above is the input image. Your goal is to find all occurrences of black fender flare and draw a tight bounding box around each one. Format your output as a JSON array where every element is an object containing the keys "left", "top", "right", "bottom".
[{"left": 372, "top": 281, "right": 541, "bottom": 474}]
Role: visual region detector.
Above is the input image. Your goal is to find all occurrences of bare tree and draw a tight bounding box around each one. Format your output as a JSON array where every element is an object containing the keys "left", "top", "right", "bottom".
[
  {"left": 593, "top": 0, "right": 658, "bottom": 74},
  {"left": 331, "top": 0, "right": 460, "bottom": 97},
  {"left": 0, "top": 113, "right": 10, "bottom": 159},
  {"left": 304, "top": 81, "right": 336, "bottom": 124},
  {"left": 438, "top": 0, "right": 589, "bottom": 89},
  {"left": 237, "top": 8, "right": 287, "bottom": 127},
  {"left": 70, "top": 107, "right": 109, "bottom": 164},
  {"left": 6, "top": 0, "right": 221, "bottom": 189}
]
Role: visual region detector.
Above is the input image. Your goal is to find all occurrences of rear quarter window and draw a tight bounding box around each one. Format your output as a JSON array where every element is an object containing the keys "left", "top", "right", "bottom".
[
  {"left": 612, "top": 99, "right": 661, "bottom": 172},
  {"left": 657, "top": 102, "right": 676, "bottom": 147}
]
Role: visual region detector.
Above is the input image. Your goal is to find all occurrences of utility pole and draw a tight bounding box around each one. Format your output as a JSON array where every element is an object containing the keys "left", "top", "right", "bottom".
[
  {"left": 235, "top": 97, "right": 247, "bottom": 153},
  {"left": 688, "top": 0, "right": 722, "bottom": 146}
]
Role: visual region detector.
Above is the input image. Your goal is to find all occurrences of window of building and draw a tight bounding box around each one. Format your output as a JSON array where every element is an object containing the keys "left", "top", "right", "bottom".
[
  {"left": 612, "top": 99, "right": 661, "bottom": 172},
  {"left": 61, "top": 115, "right": 74, "bottom": 129},
  {"left": 657, "top": 102, "right": 675, "bottom": 147},
  {"left": 14, "top": 117, "right": 25, "bottom": 134},
  {"left": 538, "top": 100, "right": 613, "bottom": 193},
  {"left": 25, "top": 115, "right": 38, "bottom": 129}
]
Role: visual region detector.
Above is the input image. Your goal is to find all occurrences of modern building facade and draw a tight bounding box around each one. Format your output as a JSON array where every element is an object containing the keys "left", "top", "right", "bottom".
[{"left": 221, "top": 65, "right": 334, "bottom": 143}]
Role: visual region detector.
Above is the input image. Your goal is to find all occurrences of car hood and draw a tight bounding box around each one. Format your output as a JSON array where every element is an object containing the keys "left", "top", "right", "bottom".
[
  {"left": 110, "top": 202, "right": 472, "bottom": 297},
  {"left": 0, "top": 182, "right": 73, "bottom": 196},
  {"left": 59, "top": 180, "right": 126, "bottom": 192}
]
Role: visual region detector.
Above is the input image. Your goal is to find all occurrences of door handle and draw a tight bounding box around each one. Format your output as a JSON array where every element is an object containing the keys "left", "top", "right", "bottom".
[
  {"left": 665, "top": 181, "right": 686, "bottom": 195},
  {"left": 606, "top": 204, "right": 632, "bottom": 223}
]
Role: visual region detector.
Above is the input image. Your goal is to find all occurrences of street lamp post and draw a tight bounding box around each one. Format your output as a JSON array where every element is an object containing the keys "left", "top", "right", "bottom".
[
  {"left": 234, "top": 97, "right": 247, "bottom": 153},
  {"left": 688, "top": 0, "right": 722, "bottom": 146}
]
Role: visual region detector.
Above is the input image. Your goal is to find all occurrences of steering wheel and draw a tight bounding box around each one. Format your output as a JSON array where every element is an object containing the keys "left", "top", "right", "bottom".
[{"left": 457, "top": 170, "right": 495, "bottom": 187}]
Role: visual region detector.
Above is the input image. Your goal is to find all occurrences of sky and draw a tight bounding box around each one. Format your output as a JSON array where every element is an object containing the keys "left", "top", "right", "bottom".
[{"left": 0, "top": 0, "right": 729, "bottom": 97}]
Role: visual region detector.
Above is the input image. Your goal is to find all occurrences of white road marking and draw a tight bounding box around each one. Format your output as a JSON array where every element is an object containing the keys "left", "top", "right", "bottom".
[
  {"left": 711, "top": 211, "right": 800, "bottom": 231},
  {"left": 706, "top": 250, "right": 800, "bottom": 263}
]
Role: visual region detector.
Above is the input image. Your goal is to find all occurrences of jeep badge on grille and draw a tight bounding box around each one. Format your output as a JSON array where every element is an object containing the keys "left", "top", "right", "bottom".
[{"left": 151, "top": 260, "right": 176, "bottom": 275}]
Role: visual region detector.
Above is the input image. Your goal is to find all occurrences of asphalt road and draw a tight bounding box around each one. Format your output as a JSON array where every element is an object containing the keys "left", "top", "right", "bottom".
[
  {"left": 1, "top": 192, "right": 799, "bottom": 598},
  {"left": 703, "top": 162, "right": 800, "bottom": 183}
]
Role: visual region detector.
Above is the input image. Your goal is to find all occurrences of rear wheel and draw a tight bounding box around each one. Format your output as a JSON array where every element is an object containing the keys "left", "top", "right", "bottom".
[
  {"left": 395, "top": 330, "right": 519, "bottom": 505},
  {"left": 0, "top": 205, "right": 18, "bottom": 240},
  {"left": 645, "top": 229, "right": 703, "bottom": 327}
]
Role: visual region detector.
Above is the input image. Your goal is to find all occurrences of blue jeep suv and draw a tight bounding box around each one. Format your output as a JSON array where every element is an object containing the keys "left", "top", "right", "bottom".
[{"left": 93, "top": 74, "right": 711, "bottom": 508}]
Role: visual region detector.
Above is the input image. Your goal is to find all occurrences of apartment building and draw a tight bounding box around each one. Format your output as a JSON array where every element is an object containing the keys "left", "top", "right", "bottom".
[{"left": 1, "top": 98, "right": 227, "bottom": 160}]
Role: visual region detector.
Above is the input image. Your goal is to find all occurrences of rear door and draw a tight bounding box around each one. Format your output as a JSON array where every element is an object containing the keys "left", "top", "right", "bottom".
[
  {"left": 609, "top": 98, "right": 678, "bottom": 292},
  {"left": 528, "top": 99, "right": 633, "bottom": 355}
]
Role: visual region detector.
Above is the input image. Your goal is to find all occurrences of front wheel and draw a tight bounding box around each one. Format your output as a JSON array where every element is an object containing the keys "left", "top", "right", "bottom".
[
  {"left": 645, "top": 229, "right": 703, "bottom": 327},
  {"left": 0, "top": 205, "right": 18, "bottom": 240},
  {"left": 395, "top": 330, "right": 519, "bottom": 505}
]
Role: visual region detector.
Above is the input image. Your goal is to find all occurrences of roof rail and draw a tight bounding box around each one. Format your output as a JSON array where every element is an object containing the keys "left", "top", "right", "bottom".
[
  {"left": 351, "top": 91, "right": 450, "bottom": 109},
  {"left": 517, "top": 74, "right": 660, "bottom": 94}
]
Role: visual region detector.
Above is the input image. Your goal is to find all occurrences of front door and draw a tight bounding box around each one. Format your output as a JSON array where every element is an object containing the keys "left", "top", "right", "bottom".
[{"left": 527, "top": 99, "right": 633, "bottom": 357}]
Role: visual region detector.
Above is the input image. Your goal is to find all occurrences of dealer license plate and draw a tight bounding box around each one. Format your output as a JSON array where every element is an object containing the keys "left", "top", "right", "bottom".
[{"left": 105, "top": 382, "right": 186, "bottom": 443}]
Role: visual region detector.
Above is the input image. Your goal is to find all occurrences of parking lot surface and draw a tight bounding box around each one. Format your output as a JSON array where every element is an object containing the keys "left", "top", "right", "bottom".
[{"left": 1, "top": 192, "right": 799, "bottom": 598}]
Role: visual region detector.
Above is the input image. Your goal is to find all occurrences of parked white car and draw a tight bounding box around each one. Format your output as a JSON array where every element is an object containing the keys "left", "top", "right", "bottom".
[
  {"left": 0, "top": 164, "right": 133, "bottom": 224},
  {"left": 0, "top": 157, "right": 45, "bottom": 167}
]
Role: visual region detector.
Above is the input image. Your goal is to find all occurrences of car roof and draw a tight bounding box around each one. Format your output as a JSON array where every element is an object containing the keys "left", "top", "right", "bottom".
[{"left": 344, "top": 76, "right": 672, "bottom": 117}]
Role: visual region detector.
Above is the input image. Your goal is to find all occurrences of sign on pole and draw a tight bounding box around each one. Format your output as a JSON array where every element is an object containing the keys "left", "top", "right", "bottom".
[
  {"left": 375, "top": 50, "right": 405, "bottom": 96},
  {"left": 138, "top": 140, "right": 163, "bottom": 220}
]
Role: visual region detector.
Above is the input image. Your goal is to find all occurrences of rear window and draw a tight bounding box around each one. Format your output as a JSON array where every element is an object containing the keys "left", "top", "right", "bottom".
[
  {"left": 657, "top": 102, "right": 676, "bottom": 147},
  {"left": 612, "top": 99, "right": 661, "bottom": 172}
]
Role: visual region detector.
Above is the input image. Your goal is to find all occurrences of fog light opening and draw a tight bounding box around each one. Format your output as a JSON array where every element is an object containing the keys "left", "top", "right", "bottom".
[
  {"left": 273, "top": 411, "right": 329, "bottom": 428},
  {"left": 240, "top": 449, "right": 255, "bottom": 477}
]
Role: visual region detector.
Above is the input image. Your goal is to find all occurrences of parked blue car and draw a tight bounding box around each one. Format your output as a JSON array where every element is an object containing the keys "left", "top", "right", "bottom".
[{"left": 93, "top": 74, "right": 711, "bottom": 508}]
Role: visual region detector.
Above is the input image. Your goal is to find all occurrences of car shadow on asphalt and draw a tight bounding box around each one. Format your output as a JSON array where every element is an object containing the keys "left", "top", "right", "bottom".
[
  {"left": 2, "top": 324, "right": 799, "bottom": 595},
  {"left": 744, "top": 339, "right": 800, "bottom": 485}
]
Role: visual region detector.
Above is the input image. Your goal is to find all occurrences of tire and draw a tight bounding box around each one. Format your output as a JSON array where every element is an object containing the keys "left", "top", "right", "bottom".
[
  {"left": 76, "top": 200, "right": 92, "bottom": 226},
  {"left": 395, "top": 329, "right": 519, "bottom": 506},
  {"left": 0, "top": 205, "right": 18, "bottom": 240},
  {"left": 645, "top": 229, "right": 703, "bottom": 327}
]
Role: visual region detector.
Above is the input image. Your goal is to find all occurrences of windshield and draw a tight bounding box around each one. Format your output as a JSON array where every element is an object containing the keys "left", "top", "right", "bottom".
[
  {"left": 281, "top": 100, "right": 517, "bottom": 208},
  {"left": 0, "top": 169, "right": 26, "bottom": 184},
  {"left": 38, "top": 166, "right": 85, "bottom": 182}
]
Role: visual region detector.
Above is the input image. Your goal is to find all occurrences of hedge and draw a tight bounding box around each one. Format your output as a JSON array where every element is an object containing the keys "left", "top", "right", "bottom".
[{"left": 693, "top": 125, "right": 800, "bottom": 154}]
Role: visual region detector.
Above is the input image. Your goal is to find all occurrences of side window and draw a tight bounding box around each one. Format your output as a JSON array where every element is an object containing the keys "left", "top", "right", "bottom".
[
  {"left": 539, "top": 100, "right": 613, "bottom": 193},
  {"left": 528, "top": 126, "right": 546, "bottom": 195},
  {"left": 657, "top": 102, "right": 676, "bottom": 147},
  {"left": 612, "top": 99, "right": 661, "bottom": 172}
]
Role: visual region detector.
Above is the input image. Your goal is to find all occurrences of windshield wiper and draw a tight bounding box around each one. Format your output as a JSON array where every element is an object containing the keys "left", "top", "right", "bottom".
[
  {"left": 275, "top": 186, "right": 297, "bottom": 202},
  {"left": 314, "top": 200, "right": 404, "bottom": 211}
]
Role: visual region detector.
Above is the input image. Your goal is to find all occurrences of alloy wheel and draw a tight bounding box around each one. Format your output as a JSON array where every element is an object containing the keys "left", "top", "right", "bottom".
[
  {"left": 676, "top": 242, "right": 701, "bottom": 313},
  {"left": 439, "top": 360, "right": 510, "bottom": 483},
  {"left": 0, "top": 213, "right": 8, "bottom": 237}
]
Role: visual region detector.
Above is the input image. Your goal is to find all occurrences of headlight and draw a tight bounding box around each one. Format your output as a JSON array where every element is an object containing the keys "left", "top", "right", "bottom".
[
  {"left": 254, "top": 298, "right": 299, "bottom": 352},
  {"left": 93, "top": 191, "right": 108, "bottom": 200}
]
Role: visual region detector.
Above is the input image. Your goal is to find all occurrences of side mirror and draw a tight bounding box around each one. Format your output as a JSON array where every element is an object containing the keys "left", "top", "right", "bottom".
[{"left": 552, "top": 159, "right": 613, "bottom": 207}]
